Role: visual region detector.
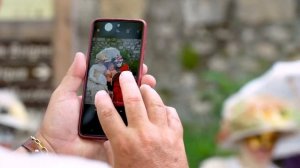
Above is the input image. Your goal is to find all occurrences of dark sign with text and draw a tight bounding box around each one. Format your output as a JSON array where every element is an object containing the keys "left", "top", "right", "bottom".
[{"left": 0, "top": 41, "right": 53, "bottom": 110}]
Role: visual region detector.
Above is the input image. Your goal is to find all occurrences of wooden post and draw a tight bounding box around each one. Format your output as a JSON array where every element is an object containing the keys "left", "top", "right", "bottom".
[{"left": 53, "top": 0, "right": 73, "bottom": 86}]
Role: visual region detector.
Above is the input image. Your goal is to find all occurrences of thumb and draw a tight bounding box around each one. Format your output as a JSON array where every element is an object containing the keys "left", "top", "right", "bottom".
[{"left": 56, "top": 52, "right": 87, "bottom": 93}]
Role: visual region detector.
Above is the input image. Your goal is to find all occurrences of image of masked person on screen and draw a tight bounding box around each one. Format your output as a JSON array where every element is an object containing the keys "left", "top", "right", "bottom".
[{"left": 111, "top": 55, "right": 130, "bottom": 107}]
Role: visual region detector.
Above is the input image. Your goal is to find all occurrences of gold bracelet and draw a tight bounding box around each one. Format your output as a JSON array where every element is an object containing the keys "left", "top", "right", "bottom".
[{"left": 22, "top": 136, "right": 48, "bottom": 153}]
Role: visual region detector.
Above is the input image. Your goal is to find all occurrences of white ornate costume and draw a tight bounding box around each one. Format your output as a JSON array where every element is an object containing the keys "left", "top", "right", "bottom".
[{"left": 85, "top": 52, "right": 108, "bottom": 104}]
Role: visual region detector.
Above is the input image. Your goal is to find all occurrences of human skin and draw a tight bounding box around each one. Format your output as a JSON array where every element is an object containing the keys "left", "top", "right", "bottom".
[
  {"left": 16, "top": 52, "right": 156, "bottom": 162},
  {"left": 6, "top": 1, "right": 186, "bottom": 165},
  {"left": 238, "top": 141, "right": 274, "bottom": 168},
  {"left": 95, "top": 71, "right": 189, "bottom": 168},
  {"left": 16, "top": 52, "right": 188, "bottom": 168}
]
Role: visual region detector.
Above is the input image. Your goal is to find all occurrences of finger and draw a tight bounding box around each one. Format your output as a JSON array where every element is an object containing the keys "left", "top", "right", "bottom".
[
  {"left": 141, "top": 74, "right": 156, "bottom": 88},
  {"left": 120, "top": 71, "right": 149, "bottom": 126},
  {"left": 142, "top": 64, "right": 148, "bottom": 75},
  {"left": 140, "top": 84, "right": 167, "bottom": 126},
  {"left": 57, "top": 52, "right": 87, "bottom": 93},
  {"left": 95, "top": 90, "right": 126, "bottom": 139},
  {"left": 166, "top": 106, "right": 183, "bottom": 136},
  {"left": 104, "top": 141, "right": 114, "bottom": 166}
]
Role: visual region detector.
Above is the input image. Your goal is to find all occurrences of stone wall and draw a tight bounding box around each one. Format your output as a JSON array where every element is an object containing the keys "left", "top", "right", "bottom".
[
  {"left": 144, "top": 0, "right": 300, "bottom": 122},
  {"left": 100, "top": 0, "right": 145, "bottom": 19},
  {"left": 98, "top": 0, "right": 300, "bottom": 122}
]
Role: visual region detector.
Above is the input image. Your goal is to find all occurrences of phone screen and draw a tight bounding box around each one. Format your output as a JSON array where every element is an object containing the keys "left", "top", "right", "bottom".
[{"left": 80, "top": 20, "right": 145, "bottom": 138}]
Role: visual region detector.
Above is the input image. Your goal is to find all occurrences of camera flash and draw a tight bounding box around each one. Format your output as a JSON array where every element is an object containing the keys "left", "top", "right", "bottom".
[{"left": 104, "top": 23, "right": 113, "bottom": 32}]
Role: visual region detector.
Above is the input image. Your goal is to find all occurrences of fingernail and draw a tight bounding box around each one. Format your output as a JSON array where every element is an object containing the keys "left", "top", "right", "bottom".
[
  {"left": 96, "top": 90, "right": 108, "bottom": 96},
  {"left": 95, "top": 90, "right": 108, "bottom": 102},
  {"left": 120, "top": 71, "right": 133, "bottom": 79},
  {"left": 140, "top": 84, "right": 151, "bottom": 89},
  {"left": 75, "top": 52, "right": 81, "bottom": 58},
  {"left": 121, "top": 71, "right": 132, "bottom": 75},
  {"left": 140, "top": 84, "right": 156, "bottom": 95}
]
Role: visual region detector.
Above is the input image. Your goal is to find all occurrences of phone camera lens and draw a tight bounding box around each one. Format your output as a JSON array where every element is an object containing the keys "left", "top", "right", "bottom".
[{"left": 104, "top": 23, "right": 113, "bottom": 32}]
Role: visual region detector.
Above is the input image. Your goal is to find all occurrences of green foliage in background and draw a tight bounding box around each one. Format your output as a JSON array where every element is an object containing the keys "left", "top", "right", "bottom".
[
  {"left": 120, "top": 49, "right": 139, "bottom": 75},
  {"left": 184, "top": 70, "right": 254, "bottom": 168},
  {"left": 120, "top": 49, "right": 131, "bottom": 63},
  {"left": 184, "top": 123, "right": 219, "bottom": 168},
  {"left": 181, "top": 45, "right": 200, "bottom": 71},
  {"left": 177, "top": 44, "right": 268, "bottom": 167},
  {"left": 200, "top": 70, "right": 251, "bottom": 117}
]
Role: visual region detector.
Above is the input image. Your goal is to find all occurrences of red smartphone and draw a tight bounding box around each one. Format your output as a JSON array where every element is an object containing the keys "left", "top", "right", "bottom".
[{"left": 79, "top": 19, "right": 147, "bottom": 139}]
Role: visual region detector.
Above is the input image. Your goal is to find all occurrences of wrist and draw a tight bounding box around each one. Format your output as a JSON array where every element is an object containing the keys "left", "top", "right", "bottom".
[
  {"left": 33, "top": 132, "right": 56, "bottom": 153},
  {"left": 20, "top": 135, "right": 53, "bottom": 153}
]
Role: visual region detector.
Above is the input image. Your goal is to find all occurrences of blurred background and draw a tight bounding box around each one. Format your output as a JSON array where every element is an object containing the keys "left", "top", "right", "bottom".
[{"left": 1, "top": 0, "right": 300, "bottom": 167}]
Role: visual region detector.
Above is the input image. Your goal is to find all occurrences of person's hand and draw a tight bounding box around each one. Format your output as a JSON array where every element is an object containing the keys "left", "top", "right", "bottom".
[
  {"left": 95, "top": 71, "right": 188, "bottom": 168},
  {"left": 34, "top": 52, "right": 156, "bottom": 161}
]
